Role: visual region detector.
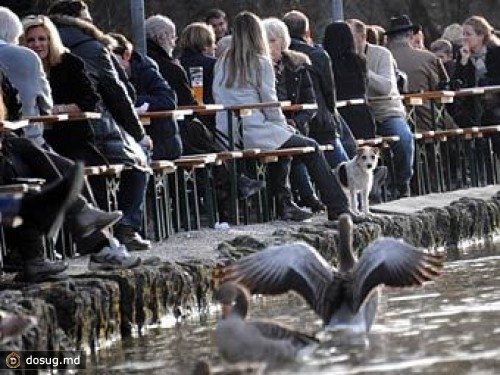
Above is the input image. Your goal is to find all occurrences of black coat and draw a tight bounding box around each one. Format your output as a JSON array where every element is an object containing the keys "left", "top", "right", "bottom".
[
  {"left": 289, "top": 38, "right": 341, "bottom": 143},
  {"left": 179, "top": 48, "right": 216, "bottom": 105},
  {"left": 51, "top": 15, "right": 145, "bottom": 142},
  {"left": 452, "top": 44, "right": 500, "bottom": 127},
  {"left": 130, "top": 51, "right": 182, "bottom": 160},
  {"left": 43, "top": 52, "right": 106, "bottom": 163},
  {"left": 51, "top": 15, "right": 147, "bottom": 167},
  {"left": 147, "top": 39, "right": 195, "bottom": 107},
  {"left": 275, "top": 50, "right": 316, "bottom": 136},
  {"left": 323, "top": 22, "right": 376, "bottom": 140}
]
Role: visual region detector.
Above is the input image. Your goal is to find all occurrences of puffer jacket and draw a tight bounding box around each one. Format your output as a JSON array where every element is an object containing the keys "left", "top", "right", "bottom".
[{"left": 50, "top": 15, "right": 147, "bottom": 167}]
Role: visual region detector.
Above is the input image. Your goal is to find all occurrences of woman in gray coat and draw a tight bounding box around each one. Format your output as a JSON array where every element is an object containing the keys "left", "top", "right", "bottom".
[{"left": 213, "top": 11, "right": 351, "bottom": 221}]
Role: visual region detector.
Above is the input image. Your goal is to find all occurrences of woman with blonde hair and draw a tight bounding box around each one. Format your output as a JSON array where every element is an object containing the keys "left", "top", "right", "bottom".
[
  {"left": 453, "top": 15, "right": 500, "bottom": 155},
  {"left": 22, "top": 14, "right": 101, "bottom": 160},
  {"left": 213, "top": 11, "right": 351, "bottom": 221},
  {"left": 452, "top": 16, "right": 500, "bottom": 120}
]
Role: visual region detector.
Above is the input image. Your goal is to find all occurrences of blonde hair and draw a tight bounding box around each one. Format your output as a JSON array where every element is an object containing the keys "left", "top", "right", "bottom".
[
  {"left": 223, "top": 11, "right": 269, "bottom": 88},
  {"left": 180, "top": 22, "right": 215, "bottom": 53},
  {"left": 21, "top": 15, "right": 66, "bottom": 67},
  {"left": 430, "top": 38, "right": 452, "bottom": 55},
  {"left": 463, "top": 16, "right": 499, "bottom": 46}
]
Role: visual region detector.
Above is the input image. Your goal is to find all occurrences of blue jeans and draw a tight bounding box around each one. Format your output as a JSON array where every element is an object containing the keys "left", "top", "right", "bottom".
[
  {"left": 324, "top": 138, "right": 349, "bottom": 168},
  {"left": 376, "top": 116, "right": 414, "bottom": 187}
]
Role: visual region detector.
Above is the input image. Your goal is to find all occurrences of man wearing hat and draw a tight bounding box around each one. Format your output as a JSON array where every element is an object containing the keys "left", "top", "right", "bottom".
[{"left": 386, "top": 15, "right": 455, "bottom": 131}]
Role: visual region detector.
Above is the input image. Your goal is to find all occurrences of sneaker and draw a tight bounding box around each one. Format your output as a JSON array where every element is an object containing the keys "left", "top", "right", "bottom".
[
  {"left": 23, "top": 258, "right": 69, "bottom": 283},
  {"left": 238, "top": 174, "right": 265, "bottom": 200},
  {"left": 89, "top": 239, "right": 141, "bottom": 271},
  {"left": 114, "top": 224, "right": 151, "bottom": 251}
]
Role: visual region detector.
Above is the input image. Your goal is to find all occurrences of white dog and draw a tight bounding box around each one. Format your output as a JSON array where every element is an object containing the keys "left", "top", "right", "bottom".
[{"left": 335, "top": 146, "right": 380, "bottom": 215}]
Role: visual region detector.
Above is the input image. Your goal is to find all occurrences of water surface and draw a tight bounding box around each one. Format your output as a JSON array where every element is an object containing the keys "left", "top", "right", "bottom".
[{"left": 86, "top": 244, "right": 500, "bottom": 374}]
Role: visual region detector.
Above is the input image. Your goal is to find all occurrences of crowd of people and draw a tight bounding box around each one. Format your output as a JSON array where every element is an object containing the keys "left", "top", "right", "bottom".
[{"left": 0, "top": 0, "right": 499, "bottom": 283}]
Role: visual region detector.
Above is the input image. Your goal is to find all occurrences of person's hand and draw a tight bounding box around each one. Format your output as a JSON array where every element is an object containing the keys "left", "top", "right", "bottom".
[
  {"left": 460, "top": 45, "right": 471, "bottom": 66},
  {"left": 140, "top": 135, "right": 153, "bottom": 150}
]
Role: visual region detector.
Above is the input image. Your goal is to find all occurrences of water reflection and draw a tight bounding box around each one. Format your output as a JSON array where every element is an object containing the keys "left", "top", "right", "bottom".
[{"left": 86, "top": 244, "right": 500, "bottom": 374}]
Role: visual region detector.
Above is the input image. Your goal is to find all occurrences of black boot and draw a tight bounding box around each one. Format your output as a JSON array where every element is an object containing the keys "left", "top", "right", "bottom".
[
  {"left": 279, "top": 199, "right": 313, "bottom": 221},
  {"left": 238, "top": 174, "right": 265, "bottom": 200},
  {"left": 19, "top": 162, "right": 84, "bottom": 240},
  {"left": 23, "top": 257, "right": 68, "bottom": 283},
  {"left": 114, "top": 224, "right": 151, "bottom": 251},
  {"left": 298, "top": 195, "right": 326, "bottom": 213}
]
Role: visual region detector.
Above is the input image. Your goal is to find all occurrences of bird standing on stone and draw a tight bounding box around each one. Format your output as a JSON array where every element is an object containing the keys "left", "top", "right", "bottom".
[
  {"left": 216, "top": 214, "right": 444, "bottom": 334},
  {"left": 213, "top": 282, "right": 318, "bottom": 364}
]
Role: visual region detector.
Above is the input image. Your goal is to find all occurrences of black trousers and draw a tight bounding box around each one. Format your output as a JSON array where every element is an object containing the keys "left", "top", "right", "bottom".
[{"left": 268, "top": 134, "right": 348, "bottom": 214}]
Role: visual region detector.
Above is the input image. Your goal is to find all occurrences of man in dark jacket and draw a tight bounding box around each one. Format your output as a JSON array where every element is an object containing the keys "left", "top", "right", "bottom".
[
  {"left": 283, "top": 10, "right": 356, "bottom": 166},
  {"left": 111, "top": 33, "right": 182, "bottom": 161},
  {"left": 48, "top": 1, "right": 152, "bottom": 251}
]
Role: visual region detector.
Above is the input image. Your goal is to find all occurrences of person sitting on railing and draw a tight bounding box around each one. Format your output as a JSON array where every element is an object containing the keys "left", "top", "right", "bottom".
[
  {"left": 348, "top": 18, "right": 414, "bottom": 199},
  {"left": 452, "top": 16, "right": 500, "bottom": 152},
  {"left": 262, "top": 17, "right": 325, "bottom": 213},
  {"left": 213, "top": 11, "right": 354, "bottom": 222},
  {"left": 47, "top": 1, "right": 153, "bottom": 252}
]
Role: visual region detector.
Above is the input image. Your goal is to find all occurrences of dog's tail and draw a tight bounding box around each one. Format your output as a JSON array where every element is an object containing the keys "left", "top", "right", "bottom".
[{"left": 335, "top": 162, "right": 349, "bottom": 189}]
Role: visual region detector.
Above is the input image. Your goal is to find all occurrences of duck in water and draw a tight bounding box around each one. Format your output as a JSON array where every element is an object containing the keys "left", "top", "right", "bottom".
[
  {"left": 214, "top": 282, "right": 318, "bottom": 364},
  {"left": 216, "top": 214, "right": 444, "bottom": 334}
]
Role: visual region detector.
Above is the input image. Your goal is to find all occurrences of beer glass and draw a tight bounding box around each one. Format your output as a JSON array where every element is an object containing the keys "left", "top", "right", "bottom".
[{"left": 189, "top": 66, "right": 204, "bottom": 105}]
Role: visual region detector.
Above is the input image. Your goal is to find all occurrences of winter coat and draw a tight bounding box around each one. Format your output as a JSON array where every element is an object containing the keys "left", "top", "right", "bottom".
[
  {"left": 50, "top": 15, "right": 145, "bottom": 142},
  {"left": 129, "top": 51, "right": 182, "bottom": 160},
  {"left": 43, "top": 52, "right": 105, "bottom": 163},
  {"left": 147, "top": 39, "right": 196, "bottom": 107},
  {"left": 275, "top": 50, "right": 317, "bottom": 136},
  {"left": 288, "top": 38, "right": 341, "bottom": 143},
  {"left": 213, "top": 54, "right": 293, "bottom": 150},
  {"left": 50, "top": 15, "right": 147, "bottom": 167},
  {"left": 452, "top": 44, "right": 500, "bottom": 127},
  {"left": 179, "top": 48, "right": 216, "bottom": 105}
]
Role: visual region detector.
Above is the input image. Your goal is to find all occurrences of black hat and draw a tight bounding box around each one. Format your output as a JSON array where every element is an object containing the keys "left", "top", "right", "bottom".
[{"left": 385, "top": 15, "right": 420, "bottom": 35}]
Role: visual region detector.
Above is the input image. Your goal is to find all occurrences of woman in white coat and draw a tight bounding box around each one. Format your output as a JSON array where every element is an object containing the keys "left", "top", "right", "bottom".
[{"left": 213, "top": 11, "right": 351, "bottom": 221}]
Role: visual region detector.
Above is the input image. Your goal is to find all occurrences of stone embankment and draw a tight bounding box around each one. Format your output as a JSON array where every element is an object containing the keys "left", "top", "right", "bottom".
[{"left": 1, "top": 191, "right": 499, "bottom": 357}]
